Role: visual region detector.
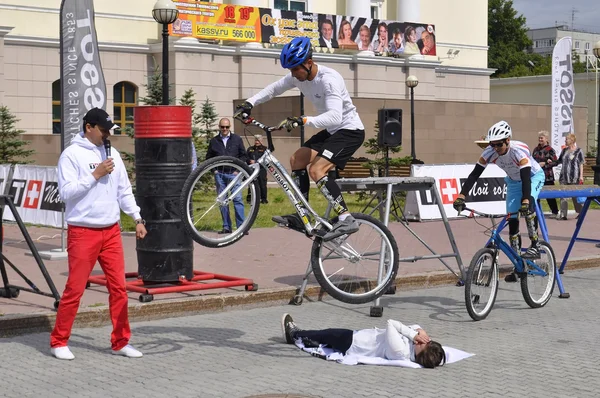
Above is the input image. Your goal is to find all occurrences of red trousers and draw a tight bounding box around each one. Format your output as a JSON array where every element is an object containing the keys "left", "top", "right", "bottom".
[{"left": 50, "top": 223, "right": 131, "bottom": 350}]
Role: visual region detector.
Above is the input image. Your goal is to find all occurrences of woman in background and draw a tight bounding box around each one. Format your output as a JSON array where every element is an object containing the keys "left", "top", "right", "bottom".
[
  {"left": 532, "top": 131, "right": 559, "bottom": 219},
  {"left": 549, "top": 133, "right": 585, "bottom": 219}
]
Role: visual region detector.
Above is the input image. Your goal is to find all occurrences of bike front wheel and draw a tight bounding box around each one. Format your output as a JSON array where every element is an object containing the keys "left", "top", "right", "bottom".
[
  {"left": 180, "top": 156, "right": 260, "bottom": 248},
  {"left": 520, "top": 240, "right": 556, "bottom": 308},
  {"left": 310, "top": 213, "right": 399, "bottom": 304},
  {"left": 464, "top": 247, "right": 499, "bottom": 321}
]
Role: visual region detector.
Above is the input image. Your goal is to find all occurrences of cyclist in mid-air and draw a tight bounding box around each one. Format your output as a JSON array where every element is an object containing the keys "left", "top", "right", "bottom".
[
  {"left": 234, "top": 36, "right": 365, "bottom": 241},
  {"left": 453, "top": 121, "right": 545, "bottom": 282}
]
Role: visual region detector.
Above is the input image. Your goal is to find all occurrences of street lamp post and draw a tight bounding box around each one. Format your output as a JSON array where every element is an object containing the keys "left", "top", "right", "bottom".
[
  {"left": 152, "top": 0, "right": 179, "bottom": 106},
  {"left": 405, "top": 75, "right": 420, "bottom": 163},
  {"left": 593, "top": 41, "right": 600, "bottom": 185}
]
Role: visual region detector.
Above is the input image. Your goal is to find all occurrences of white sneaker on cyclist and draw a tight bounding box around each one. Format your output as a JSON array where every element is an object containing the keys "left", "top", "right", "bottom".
[
  {"left": 522, "top": 243, "right": 541, "bottom": 260},
  {"left": 322, "top": 215, "right": 359, "bottom": 242}
]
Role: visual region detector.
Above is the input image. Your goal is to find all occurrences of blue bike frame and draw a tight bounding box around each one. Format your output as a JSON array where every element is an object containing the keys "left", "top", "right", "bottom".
[{"left": 485, "top": 218, "right": 549, "bottom": 278}]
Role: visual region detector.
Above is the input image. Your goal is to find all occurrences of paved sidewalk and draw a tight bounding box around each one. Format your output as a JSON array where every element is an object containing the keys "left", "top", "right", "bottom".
[
  {"left": 1, "top": 267, "right": 599, "bottom": 398},
  {"left": 1, "top": 210, "right": 599, "bottom": 319}
]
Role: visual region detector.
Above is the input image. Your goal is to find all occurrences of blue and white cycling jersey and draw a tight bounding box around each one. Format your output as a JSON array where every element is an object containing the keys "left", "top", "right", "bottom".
[{"left": 478, "top": 140, "right": 542, "bottom": 181}]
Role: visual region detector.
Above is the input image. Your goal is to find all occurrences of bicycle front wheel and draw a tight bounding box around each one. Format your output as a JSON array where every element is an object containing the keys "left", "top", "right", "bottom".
[
  {"left": 464, "top": 248, "right": 499, "bottom": 321},
  {"left": 520, "top": 240, "right": 556, "bottom": 308},
  {"left": 310, "top": 213, "right": 399, "bottom": 305},
  {"left": 180, "top": 156, "right": 260, "bottom": 248}
]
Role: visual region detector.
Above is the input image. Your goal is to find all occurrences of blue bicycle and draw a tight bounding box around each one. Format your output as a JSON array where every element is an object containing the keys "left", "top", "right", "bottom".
[{"left": 460, "top": 207, "right": 556, "bottom": 321}]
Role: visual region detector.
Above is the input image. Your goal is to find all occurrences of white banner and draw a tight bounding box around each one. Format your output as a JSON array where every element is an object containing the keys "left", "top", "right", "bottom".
[
  {"left": 2, "top": 165, "right": 63, "bottom": 228},
  {"left": 551, "top": 36, "right": 575, "bottom": 155},
  {"left": 0, "top": 164, "right": 11, "bottom": 195},
  {"left": 404, "top": 163, "right": 508, "bottom": 221}
]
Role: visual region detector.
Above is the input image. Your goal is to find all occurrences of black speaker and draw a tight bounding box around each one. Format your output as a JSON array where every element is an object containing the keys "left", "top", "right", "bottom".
[{"left": 377, "top": 108, "right": 402, "bottom": 147}]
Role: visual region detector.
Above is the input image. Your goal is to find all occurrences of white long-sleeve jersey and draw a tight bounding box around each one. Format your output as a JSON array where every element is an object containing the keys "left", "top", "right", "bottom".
[
  {"left": 247, "top": 64, "right": 364, "bottom": 134},
  {"left": 344, "top": 319, "right": 420, "bottom": 361},
  {"left": 58, "top": 132, "right": 141, "bottom": 227}
]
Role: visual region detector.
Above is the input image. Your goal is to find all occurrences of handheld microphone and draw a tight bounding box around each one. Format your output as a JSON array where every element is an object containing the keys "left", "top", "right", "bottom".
[
  {"left": 104, "top": 138, "right": 112, "bottom": 158},
  {"left": 104, "top": 139, "right": 112, "bottom": 174}
]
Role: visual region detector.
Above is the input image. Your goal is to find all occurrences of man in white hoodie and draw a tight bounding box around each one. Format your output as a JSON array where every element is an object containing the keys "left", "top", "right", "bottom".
[{"left": 50, "top": 108, "right": 147, "bottom": 360}]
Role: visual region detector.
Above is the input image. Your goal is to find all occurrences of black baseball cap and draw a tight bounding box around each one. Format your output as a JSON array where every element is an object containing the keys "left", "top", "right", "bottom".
[{"left": 83, "top": 108, "right": 118, "bottom": 131}]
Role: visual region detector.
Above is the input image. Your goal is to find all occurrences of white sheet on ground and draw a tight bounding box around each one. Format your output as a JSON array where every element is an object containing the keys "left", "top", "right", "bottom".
[{"left": 294, "top": 339, "right": 474, "bottom": 368}]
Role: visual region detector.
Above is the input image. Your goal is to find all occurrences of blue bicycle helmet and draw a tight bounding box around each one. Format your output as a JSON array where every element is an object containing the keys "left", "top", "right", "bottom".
[{"left": 280, "top": 37, "right": 312, "bottom": 69}]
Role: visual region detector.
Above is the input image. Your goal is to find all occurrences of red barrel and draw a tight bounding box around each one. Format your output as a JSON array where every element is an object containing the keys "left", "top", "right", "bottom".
[{"left": 134, "top": 105, "right": 194, "bottom": 282}]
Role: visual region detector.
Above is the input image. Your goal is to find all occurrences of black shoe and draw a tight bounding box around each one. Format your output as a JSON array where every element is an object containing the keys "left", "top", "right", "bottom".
[
  {"left": 243, "top": 231, "right": 249, "bottom": 236},
  {"left": 261, "top": 199, "right": 269, "bottom": 204},
  {"left": 218, "top": 229, "right": 232, "bottom": 234},
  {"left": 300, "top": 336, "right": 321, "bottom": 348},
  {"left": 322, "top": 216, "right": 360, "bottom": 242},
  {"left": 504, "top": 272, "right": 518, "bottom": 283},
  {"left": 272, "top": 214, "right": 305, "bottom": 232},
  {"left": 522, "top": 244, "right": 541, "bottom": 260},
  {"left": 281, "top": 313, "right": 301, "bottom": 344}
]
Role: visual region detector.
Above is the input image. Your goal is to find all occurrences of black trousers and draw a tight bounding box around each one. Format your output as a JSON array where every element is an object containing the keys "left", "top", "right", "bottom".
[
  {"left": 541, "top": 180, "right": 558, "bottom": 215},
  {"left": 295, "top": 328, "right": 354, "bottom": 354},
  {"left": 247, "top": 169, "right": 267, "bottom": 201}
]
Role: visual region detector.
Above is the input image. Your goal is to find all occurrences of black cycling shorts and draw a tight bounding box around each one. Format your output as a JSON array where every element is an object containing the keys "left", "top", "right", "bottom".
[{"left": 303, "top": 128, "right": 365, "bottom": 170}]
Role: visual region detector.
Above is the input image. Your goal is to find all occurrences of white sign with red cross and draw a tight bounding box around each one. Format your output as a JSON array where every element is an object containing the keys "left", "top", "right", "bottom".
[
  {"left": 404, "top": 163, "right": 508, "bottom": 221},
  {"left": 2, "top": 165, "right": 64, "bottom": 228}
]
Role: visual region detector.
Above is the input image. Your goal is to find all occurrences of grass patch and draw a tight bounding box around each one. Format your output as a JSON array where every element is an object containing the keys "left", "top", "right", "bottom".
[{"left": 87, "top": 303, "right": 106, "bottom": 308}]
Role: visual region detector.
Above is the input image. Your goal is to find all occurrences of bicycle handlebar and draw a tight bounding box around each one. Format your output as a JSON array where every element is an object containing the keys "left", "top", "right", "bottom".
[
  {"left": 235, "top": 114, "right": 284, "bottom": 152},
  {"left": 460, "top": 207, "right": 509, "bottom": 219}
]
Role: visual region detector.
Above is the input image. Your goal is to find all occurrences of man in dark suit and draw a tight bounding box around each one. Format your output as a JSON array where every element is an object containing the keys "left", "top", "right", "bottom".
[
  {"left": 318, "top": 19, "right": 338, "bottom": 49},
  {"left": 246, "top": 134, "right": 268, "bottom": 204},
  {"left": 206, "top": 118, "right": 248, "bottom": 234}
]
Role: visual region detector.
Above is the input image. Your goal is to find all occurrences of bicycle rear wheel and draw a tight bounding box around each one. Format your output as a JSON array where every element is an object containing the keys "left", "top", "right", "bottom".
[
  {"left": 310, "top": 213, "right": 399, "bottom": 304},
  {"left": 180, "top": 156, "right": 260, "bottom": 248},
  {"left": 464, "top": 248, "right": 499, "bottom": 321},
  {"left": 520, "top": 240, "right": 556, "bottom": 308}
]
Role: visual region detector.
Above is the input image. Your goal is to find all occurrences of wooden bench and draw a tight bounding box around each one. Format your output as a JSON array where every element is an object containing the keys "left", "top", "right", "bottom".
[
  {"left": 336, "top": 157, "right": 374, "bottom": 179},
  {"left": 583, "top": 157, "right": 596, "bottom": 180},
  {"left": 379, "top": 165, "right": 411, "bottom": 177}
]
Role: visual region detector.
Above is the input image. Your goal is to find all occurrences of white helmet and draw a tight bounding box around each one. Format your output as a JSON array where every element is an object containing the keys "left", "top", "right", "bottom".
[{"left": 486, "top": 120, "right": 512, "bottom": 142}]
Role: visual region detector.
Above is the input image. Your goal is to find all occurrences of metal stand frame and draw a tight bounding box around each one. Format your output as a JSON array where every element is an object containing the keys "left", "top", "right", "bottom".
[
  {"left": 291, "top": 177, "right": 465, "bottom": 317},
  {"left": 535, "top": 186, "right": 600, "bottom": 299},
  {"left": 87, "top": 271, "right": 257, "bottom": 303},
  {"left": 0, "top": 195, "right": 61, "bottom": 309}
]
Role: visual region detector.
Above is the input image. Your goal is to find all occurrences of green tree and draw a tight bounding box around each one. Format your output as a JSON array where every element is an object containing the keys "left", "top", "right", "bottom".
[
  {"left": 179, "top": 89, "right": 211, "bottom": 161},
  {"left": 198, "top": 96, "right": 219, "bottom": 142},
  {"left": 0, "top": 105, "right": 34, "bottom": 164},
  {"left": 488, "top": 0, "right": 532, "bottom": 77}
]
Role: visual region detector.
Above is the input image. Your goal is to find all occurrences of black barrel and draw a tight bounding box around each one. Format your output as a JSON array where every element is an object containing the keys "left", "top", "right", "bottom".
[{"left": 134, "top": 105, "right": 193, "bottom": 282}]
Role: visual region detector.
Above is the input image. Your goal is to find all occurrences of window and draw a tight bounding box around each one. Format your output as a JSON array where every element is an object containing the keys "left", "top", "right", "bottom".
[
  {"left": 371, "top": 0, "right": 382, "bottom": 19},
  {"left": 534, "top": 39, "right": 556, "bottom": 49},
  {"left": 113, "top": 81, "right": 137, "bottom": 133},
  {"left": 52, "top": 80, "right": 61, "bottom": 134},
  {"left": 585, "top": 42, "right": 591, "bottom": 50},
  {"left": 274, "top": 0, "right": 306, "bottom": 11},
  {"left": 574, "top": 41, "right": 580, "bottom": 49}
]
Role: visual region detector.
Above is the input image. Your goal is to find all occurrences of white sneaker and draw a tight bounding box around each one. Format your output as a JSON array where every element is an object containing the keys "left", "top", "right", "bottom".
[
  {"left": 51, "top": 346, "right": 75, "bottom": 360},
  {"left": 112, "top": 344, "right": 143, "bottom": 358}
]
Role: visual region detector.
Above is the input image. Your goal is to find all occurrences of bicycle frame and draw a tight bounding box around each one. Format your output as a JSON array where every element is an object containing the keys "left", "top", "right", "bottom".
[
  {"left": 465, "top": 209, "right": 549, "bottom": 278},
  {"left": 217, "top": 116, "right": 333, "bottom": 235}
]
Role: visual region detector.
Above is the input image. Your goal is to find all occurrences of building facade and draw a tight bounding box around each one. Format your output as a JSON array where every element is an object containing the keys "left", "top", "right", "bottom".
[
  {"left": 0, "top": 0, "right": 490, "bottom": 137},
  {"left": 490, "top": 69, "right": 599, "bottom": 153},
  {"left": 528, "top": 25, "right": 600, "bottom": 58}
]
